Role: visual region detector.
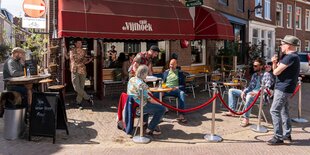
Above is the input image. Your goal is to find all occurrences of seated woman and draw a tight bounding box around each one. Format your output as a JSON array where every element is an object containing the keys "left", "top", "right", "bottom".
[{"left": 127, "top": 65, "right": 166, "bottom": 135}]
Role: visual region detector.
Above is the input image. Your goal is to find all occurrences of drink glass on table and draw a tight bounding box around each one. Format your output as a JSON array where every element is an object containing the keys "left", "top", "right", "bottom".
[{"left": 153, "top": 81, "right": 156, "bottom": 88}]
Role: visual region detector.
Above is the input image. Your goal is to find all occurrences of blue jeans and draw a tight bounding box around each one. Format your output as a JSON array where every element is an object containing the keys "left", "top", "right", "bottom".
[
  {"left": 143, "top": 102, "right": 165, "bottom": 131},
  {"left": 270, "top": 89, "right": 292, "bottom": 139},
  {"left": 228, "top": 88, "right": 255, "bottom": 118},
  {"left": 154, "top": 89, "right": 186, "bottom": 113}
]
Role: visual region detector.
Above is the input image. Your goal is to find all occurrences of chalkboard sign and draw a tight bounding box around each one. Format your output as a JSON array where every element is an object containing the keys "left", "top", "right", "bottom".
[
  {"left": 25, "top": 59, "right": 37, "bottom": 75},
  {"left": 29, "top": 92, "right": 69, "bottom": 143}
]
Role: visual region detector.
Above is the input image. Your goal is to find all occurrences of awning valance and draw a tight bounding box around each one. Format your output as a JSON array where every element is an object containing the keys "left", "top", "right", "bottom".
[
  {"left": 194, "top": 6, "right": 234, "bottom": 40},
  {"left": 58, "top": 0, "right": 194, "bottom": 40}
]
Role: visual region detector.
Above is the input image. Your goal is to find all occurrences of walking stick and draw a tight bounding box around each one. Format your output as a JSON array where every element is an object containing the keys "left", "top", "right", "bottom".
[
  {"left": 292, "top": 77, "right": 308, "bottom": 123},
  {"left": 204, "top": 83, "right": 223, "bottom": 142},
  {"left": 133, "top": 88, "right": 151, "bottom": 143},
  {"left": 250, "top": 81, "right": 268, "bottom": 133}
]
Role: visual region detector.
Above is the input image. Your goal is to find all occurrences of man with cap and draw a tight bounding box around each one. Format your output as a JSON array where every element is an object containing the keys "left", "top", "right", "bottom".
[
  {"left": 128, "top": 45, "right": 159, "bottom": 77},
  {"left": 3, "top": 47, "right": 28, "bottom": 106},
  {"left": 267, "top": 35, "right": 300, "bottom": 145}
]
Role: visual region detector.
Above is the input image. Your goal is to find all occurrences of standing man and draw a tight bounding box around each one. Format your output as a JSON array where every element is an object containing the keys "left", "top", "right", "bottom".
[
  {"left": 108, "top": 45, "right": 117, "bottom": 62},
  {"left": 267, "top": 35, "right": 300, "bottom": 145},
  {"left": 3, "top": 47, "right": 27, "bottom": 107},
  {"left": 129, "top": 45, "right": 159, "bottom": 78},
  {"left": 70, "top": 38, "right": 93, "bottom": 109}
]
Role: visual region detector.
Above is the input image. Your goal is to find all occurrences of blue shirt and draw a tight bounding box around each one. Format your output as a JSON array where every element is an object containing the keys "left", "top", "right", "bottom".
[{"left": 275, "top": 52, "right": 300, "bottom": 93}]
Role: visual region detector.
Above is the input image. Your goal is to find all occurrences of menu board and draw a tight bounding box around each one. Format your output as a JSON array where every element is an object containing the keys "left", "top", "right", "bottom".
[{"left": 25, "top": 60, "right": 37, "bottom": 75}]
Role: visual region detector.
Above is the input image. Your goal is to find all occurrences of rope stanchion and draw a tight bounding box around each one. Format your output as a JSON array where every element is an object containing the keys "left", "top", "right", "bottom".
[
  {"left": 217, "top": 90, "right": 261, "bottom": 115},
  {"left": 250, "top": 82, "right": 268, "bottom": 133},
  {"left": 148, "top": 93, "right": 216, "bottom": 113},
  {"left": 291, "top": 77, "right": 308, "bottom": 123},
  {"left": 290, "top": 84, "right": 300, "bottom": 99},
  {"left": 132, "top": 88, "right": 150, "bottom": 144},
  {"left": 204, "top": 83, "right": 223, "bottom": 142}
]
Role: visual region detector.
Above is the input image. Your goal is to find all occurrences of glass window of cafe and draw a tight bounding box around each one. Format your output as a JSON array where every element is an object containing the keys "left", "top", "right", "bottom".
[
  {"left": 191, "top": 40, "right": 206, "bottom": 65},
  {"left": 102, "top": 41, "right": 167, "bottom": 69}
]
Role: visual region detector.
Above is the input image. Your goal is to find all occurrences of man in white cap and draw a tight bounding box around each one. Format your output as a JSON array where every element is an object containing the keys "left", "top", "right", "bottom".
[
  {"left": 3, "top": 47, "right": 28, "bottom": 106},
  {"left": 267, "top": 35, "right": 300, "bottom": 145}
]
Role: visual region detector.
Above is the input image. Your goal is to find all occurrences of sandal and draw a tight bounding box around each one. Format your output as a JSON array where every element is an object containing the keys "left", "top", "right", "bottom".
[{"left": 240, "top": 119, "right": 249, "bottom": 127}]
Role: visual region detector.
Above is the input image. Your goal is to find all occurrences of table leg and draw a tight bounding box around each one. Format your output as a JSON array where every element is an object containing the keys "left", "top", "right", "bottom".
[{"left": 24, "top": 83, "right": 33, "bottom": 108}]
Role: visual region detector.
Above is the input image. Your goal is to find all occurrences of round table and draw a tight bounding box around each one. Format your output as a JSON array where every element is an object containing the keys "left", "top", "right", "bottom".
[
  {"left": 4, "top": 74, "right": 51, "bottom": 107},
  {"left": 149, "top": 87, "right": 173, "bottom": 101}
]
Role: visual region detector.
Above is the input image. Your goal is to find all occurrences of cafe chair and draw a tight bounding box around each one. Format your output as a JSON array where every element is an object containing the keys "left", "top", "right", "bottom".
[
  {"left": 185, "top": 75, "right": 196, "bottom": 98},
  {"left": 39, "top": 78, "right": 53, "bottom": 92},
  {"left": 237, "top": 94, "right": 270, "bottom": 124},
  {"left": 207, "top": 73, "right": 223, "bottom": 97},
  {"left": 163, "top": 96, "right": 179, "bottom": 116}
]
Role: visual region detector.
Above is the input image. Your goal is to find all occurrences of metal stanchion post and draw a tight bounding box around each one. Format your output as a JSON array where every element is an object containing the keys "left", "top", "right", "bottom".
[
  {"left": 204, "top": 82, "right": 223, "bottom": 142},
  {"left": 133, "top": 88, "right": 151, "bottom": 143},
  {"left": 250, "top": 81, "right": 268, "bottom": 133},
  {"left": 292, "top": 77, "right": 308, "bottom": 123}
]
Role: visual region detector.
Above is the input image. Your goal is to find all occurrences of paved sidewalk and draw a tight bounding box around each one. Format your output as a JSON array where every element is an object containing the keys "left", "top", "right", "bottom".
[{"left": 0, "top": 82, "right": 310, "bottom": 155}]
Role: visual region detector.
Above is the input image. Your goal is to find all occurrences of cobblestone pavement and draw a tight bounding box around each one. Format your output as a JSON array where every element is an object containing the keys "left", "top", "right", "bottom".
[{"left": 0, "top": 74, "right": 310, "bottom": 154}]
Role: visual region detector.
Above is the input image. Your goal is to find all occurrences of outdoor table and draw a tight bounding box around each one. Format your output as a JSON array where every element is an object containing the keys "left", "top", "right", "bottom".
[
  {"left": 4, "top": 74, "right": 51, "bottom": 107},
  {"left": 199, "top": 71, "right": 210, "bottom": 92},
  {"left": 149, "top": 87, "right": 173, "bottom": 101},
  {"left": 223, "top": 82, "right": 240, "bottom": 88}
]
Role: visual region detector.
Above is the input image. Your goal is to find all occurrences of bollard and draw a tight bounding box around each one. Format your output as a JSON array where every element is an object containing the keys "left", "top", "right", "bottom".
[
  {"left": 250, "top": 81, "right": 268, "bottom": 133},
  {"left": 292, "top": 77, "right": 308, "bottom": 123},
  {"left": 204, "top": 82, "right": 223, "bottom": 142},
  {"left": 132, "top": 88, "right": 151, "bottom": 144}
]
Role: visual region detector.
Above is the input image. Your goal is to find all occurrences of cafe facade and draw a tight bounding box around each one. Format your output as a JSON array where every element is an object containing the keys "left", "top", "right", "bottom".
[{"left": 52, "top": 0, "right": 234, "bottom": 98}]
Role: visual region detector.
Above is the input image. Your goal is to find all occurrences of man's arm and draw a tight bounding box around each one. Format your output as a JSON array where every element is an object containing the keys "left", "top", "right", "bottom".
[
  {"left": 148, "top": 63, "right": 153, "bottom": 75},
  {"left": 8, "top": 60, "right": 24, "bottom": 77},
  {"left": 273, "top": 63, "right": 288, "bottom": 76}
]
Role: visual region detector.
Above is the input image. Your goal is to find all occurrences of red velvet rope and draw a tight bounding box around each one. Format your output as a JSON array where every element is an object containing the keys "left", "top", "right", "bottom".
[
  {"left": 217, "top": 90, "right": 262, "bottom": 115},
  {"left": 266, "top": 88, "right": 272, "bottom": 96},
  {"left": 290, "top": 84, "right": 300, "bottom": 99},
  {"left": 148, "top": 92, "right": 217, "bottom": 113}
]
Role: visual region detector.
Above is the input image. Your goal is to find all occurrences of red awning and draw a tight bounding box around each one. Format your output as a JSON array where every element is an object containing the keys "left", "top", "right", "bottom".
[
  {"left": 58, "top": 0, "right": 194, "bottom": 40},
  {"left": 194, "top": 6, "right": 234, "bottom": 40}
]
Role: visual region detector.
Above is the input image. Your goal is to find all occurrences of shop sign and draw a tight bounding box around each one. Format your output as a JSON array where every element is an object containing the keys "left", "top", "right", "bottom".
[
  {"left": 22, "top": 17, "right": 46, "bottom": 29},
  {"left": 185, "top": 0, "right": 203, "bottom": 7},
  {"left": 122, "top": 20, "right": 153, "bottom": 32}
]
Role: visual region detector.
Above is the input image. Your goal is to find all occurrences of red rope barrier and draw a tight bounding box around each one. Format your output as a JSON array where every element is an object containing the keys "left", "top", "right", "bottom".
[
  {"left": 217, "top": 90, "right": 262, "bottom": 115},
  {"left": 290, "top": 84, "right": 300, "bottom": 99},
  {"left": 266, "top": 88, "right": 272, "bottom": 96},
  {"left": 148, "top": 93, "right": 217, "bottom": 113}
]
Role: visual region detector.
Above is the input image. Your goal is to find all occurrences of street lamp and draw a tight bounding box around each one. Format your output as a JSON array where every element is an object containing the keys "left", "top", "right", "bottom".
[{"left": 248, "top": 3, "right": 262, "bottom": 19}]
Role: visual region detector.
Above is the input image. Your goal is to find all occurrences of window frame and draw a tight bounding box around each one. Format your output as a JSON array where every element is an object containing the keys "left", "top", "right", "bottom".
[
  {"left": 296, "top": 7, "right": 302, "bottom": 30},
  {"left": 287, "top": 5, "right": 292, "bottom": 28},
  {"left": 276, "top": 2, "right": 283, "bottom": 27},
  {"left": 306, "top": 9, "right": 310, "bottom": 31},
  {"left": 255, "top": 0, "right": 263, "bottom": 18},
  {"left": 237, "top": 0, "right": 244, "bottom": 12},
  {"left": 264, "top": 0, "right": 271, "bottom": 20},
  {"left": 305, "top": 40, "right": 310, "bottom": 51},
  {"left": 219, "top": 0, "right": 228, "bottom": 6}
]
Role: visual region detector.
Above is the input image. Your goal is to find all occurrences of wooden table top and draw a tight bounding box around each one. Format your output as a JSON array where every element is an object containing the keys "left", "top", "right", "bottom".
[
  {"left": 149, "top": 87, "right": 173, "bottom": 93},
  {"left": 48, "top": 85, "right": 65, "bottom": 90},
  {"left": 39, "top": 78, "right": 53, "bottom": 83},
  {"left": 4, "top": 74, "right": 51, "bottom": 85},
  {"left": 223, "top": 82, "right": 241, "bottom": 87}
]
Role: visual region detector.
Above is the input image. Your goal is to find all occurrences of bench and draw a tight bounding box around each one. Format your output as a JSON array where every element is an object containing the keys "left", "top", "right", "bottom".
[{"left": 102, "top": 69, "right": 125, "bottom": 96}]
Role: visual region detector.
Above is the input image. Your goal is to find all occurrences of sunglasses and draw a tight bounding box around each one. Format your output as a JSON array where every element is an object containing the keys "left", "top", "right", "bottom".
[{"left": 253, "top": 65, "right": 259, "bottom": 67}]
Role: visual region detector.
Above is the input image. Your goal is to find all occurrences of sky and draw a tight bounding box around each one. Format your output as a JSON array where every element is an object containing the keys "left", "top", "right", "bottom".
[{"left": 1, "top": 0, "right": 24, "bottom": 17}]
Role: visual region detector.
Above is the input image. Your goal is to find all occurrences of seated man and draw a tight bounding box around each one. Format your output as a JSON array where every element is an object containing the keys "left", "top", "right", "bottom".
[
  {"left": 223, "top": 58, "right": 274, "bottom": 127},
  {"left": 161, "top": 58, "right": 187, "bottom": 122},
  {"left": 3, "top": 47, "right": 28, "bottom": 107},
  {"left": 127, "top": 65, "right": 165, "bottom": 136}
]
